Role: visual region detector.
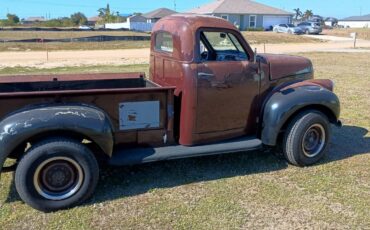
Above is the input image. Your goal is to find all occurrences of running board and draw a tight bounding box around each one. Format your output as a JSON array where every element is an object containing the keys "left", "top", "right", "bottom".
[{"left": 109, "top": 137, "right": 262, "bottom": 166}]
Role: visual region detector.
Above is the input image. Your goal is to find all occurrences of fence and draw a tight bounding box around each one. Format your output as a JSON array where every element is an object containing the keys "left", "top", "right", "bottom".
[{"left": 105, "top": 22, "right": 155, "bottom": 32}]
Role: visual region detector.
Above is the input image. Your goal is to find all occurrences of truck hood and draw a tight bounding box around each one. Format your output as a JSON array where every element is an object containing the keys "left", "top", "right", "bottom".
[{"left": 258, "top": 54, "right": 313, "bottom": 81}]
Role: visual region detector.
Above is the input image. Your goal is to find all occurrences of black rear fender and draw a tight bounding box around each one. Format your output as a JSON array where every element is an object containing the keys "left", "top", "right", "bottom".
[{"left": 0, "top": 105, "right": 114, "bottom": 172}]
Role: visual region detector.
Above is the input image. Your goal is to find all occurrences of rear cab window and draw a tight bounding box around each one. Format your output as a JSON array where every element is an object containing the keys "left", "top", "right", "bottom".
[{"left": 155, "top": 32, "right": 173, "bottom": 53}]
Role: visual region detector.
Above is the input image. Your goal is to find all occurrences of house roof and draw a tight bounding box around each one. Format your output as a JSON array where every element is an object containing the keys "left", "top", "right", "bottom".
[
  {"left": 23, "top": 17, "right": 46, "bottom": 22},
  {"left": 128, "top": 14, "right": 146, "bottom": 19},
  {"left": 88, "top": 16, "right": 101, "bottom": 22},
  {"left": 340, "top": 14, "right": 370, "bottom": 21},
  {"left": 143, "top": 8, "right": 177, "bottom": 19},
  {"left": 188, "top": 0, "right": 293, "bottom": 15},
  {"left": 325, "top": 17, "right": 338, "bottom": 22}
]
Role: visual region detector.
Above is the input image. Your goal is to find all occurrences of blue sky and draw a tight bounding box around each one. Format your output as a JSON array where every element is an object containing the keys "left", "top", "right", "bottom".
[{"left": 0, "top": 0, "right": 368, "bottom": 19}]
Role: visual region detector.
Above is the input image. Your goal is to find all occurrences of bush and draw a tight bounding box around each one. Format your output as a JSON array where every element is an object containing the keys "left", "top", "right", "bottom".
[
  {"left": 244, "top": 27, "right": 265, "bottom": 31},
  {"left": 35, "top": 18, "right": 75, "bottom": 27}
]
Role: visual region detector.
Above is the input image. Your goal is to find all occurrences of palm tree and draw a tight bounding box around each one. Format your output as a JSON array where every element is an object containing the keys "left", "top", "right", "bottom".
[
  {"left": 303, "top": 10, "right": 313, "bottom": 20},
  {"left": 97, "top": 4, "right": 114, "bottom": 23},
  {"left": 293, "top": 8, "right": 302, "bottom": 20}
]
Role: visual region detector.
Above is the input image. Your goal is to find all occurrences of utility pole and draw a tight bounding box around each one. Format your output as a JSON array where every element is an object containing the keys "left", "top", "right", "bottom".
[{"left": 174, "top": 0, "right": 177, "bottom": 11}]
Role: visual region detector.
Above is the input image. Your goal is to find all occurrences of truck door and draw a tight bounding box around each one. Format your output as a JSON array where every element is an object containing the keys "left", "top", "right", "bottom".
[{"left": 195, "top": 30, "right": 260, "bottom": 138}]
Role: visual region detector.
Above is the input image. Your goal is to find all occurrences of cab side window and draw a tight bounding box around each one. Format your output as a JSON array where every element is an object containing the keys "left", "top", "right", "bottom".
[
  {"left": 199, "top": 31, "right": 248, "bottom": 62},
  {"left": 155, "top": 32, "right": 173, "bottom": 53}
]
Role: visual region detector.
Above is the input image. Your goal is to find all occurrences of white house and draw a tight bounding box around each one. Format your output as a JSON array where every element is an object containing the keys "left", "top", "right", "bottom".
[
  {"left": 105, "top": 8, "right": 177, "bottom": 32},
  {"left": 105, "top": 14, "right": 154, "bottom": 31},
  {"left": 324, "top": 17, "right": 338, "bottom": 27},
  {"left": 338, "top": 14, "right": 370, "bottom": 28}
]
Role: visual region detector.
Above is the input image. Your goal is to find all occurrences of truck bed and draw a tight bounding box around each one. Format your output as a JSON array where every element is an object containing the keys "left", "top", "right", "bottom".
[
  {"left": 0, "top": 73, "right": 158, "bottom": 94},
  {"left": 0, "top": 73, "right": 175, "bottom": 146}
]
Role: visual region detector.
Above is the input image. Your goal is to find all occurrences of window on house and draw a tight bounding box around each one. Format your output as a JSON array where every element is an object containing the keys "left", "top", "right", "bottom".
[
  {"left": 249, "top": 15, "right": 256, "bottom": 28},
  {"left": 221, "top": 15, "right": 229, "bottom": 20},
  {"left": 155, "top": 32, "right": 173, "bottom": 53}
]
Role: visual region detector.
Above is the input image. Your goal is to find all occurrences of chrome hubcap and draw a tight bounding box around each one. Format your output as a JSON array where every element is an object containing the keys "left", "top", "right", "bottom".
[
  {"left": 33, "top": 157, "right": 84, "bottom": 201},
  {"left": 302, "top": 124, "right": 326, "bottom": 158}
]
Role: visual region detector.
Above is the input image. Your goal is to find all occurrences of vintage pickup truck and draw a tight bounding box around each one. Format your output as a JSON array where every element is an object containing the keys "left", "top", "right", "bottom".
[{"left": 0, "top": 14, "right": 341, "bottom": 212}]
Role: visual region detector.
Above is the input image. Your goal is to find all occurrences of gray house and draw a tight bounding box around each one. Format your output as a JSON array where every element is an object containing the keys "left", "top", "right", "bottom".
[
  {"left": 143, "top": 8, "right": 177, "bottom": 23},
  {"left": 21, "top": 17, "right": 47, "bottom": 25},
  {"left": 127, "top": 14, "right": 147, "bottom": 23},
  {"left": 188, "top": 0, "right": 293, "bottom": 30}
]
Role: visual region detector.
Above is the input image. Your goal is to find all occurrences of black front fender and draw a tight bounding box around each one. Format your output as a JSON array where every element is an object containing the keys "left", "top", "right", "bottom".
[
  {"left": 261, "top": 85, "right": 340, "bottom": 146},
  {"left": 0, "top": 105, "right": 114, "bottom": 172}
]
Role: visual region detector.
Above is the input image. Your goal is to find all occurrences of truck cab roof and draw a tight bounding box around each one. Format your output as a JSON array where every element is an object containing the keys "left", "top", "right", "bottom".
[
  {"left": 151, "top": 14, "right": 250, "bottom": 62},
  {"left": 155, "top": 14, "right": 238, "bottom": 31}
]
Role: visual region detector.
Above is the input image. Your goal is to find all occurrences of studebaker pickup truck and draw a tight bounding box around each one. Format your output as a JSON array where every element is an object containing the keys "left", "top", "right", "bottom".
[{"left": 0, "top": 14, "right": 341, "bottom": 212}]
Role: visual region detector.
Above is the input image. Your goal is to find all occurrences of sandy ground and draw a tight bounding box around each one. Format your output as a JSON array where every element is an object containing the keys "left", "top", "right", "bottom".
[
  {"left": 302, "top": 34, "right": 356, "bottom": 42},
  {"left": 0, "top": 36, "right": 369, "bottom": 68}
]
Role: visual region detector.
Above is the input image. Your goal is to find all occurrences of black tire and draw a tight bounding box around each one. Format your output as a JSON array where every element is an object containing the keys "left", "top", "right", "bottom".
[
  {"left": 15, "top": 138, "right": 99, "bottom": 212},
  {"left": 283, "top": 111, "right": 331, "bottom": 167}
]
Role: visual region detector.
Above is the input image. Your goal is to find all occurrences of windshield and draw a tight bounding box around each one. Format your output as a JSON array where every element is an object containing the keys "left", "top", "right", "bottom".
[{"left": 288, "top": 24, "right": 295, "bottom": 28}]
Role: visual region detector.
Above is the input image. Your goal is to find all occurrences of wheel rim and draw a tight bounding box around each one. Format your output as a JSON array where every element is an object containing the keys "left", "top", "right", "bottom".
[
  {"left": 33, "top": 157, "right": 84, "bottom": 201},
  {"left": 302, "top": 124, "right": 326, "bottom": 158}
]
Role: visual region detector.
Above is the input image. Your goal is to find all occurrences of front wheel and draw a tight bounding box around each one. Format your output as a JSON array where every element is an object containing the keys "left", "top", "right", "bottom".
[
  {"left": 15, "top": 138, "right": 99, "bottom": 212},
  {"left": 283, "top": 111, "right": 331, "bottom": 166}
]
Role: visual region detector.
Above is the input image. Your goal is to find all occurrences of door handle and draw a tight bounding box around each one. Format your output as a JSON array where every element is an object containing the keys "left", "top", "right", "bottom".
[
  {"left": 213, "top": 82, "right": 229, "bottom": 89},
  {"left": 197, "top": 72, "right": 215, "bottom": 80}
]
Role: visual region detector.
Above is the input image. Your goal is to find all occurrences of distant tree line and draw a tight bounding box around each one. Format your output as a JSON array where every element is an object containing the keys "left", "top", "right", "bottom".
[
  {"left": 0, "top": 14, "right": 20, "bottom": 26},
  {"left": 0, "top": 4, "right": 127, "bottom": 27}
]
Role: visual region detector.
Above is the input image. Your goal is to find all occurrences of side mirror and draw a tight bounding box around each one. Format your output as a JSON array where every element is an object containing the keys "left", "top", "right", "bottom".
[{"left": 254, "top": 48, "right": 257, "bottom": 63}]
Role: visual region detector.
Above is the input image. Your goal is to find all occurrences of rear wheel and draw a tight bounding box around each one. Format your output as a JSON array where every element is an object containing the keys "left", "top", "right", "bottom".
[
  {"left": 15, "top": 138, "right": 99, "bottom": 212},
  {"left": 283, "top": 111, "right": 331, "bottom": 166}
]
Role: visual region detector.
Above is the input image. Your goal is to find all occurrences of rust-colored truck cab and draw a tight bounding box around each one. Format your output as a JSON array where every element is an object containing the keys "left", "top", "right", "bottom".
[
  {"left": 0, "top": 14, "right": 340, "bottom": 212},
  {"left": 149, "top": 14, "right": 335, "bottom": 146},
  {"left": 150, "top": 14, "right": 260, "bottom": 146}
]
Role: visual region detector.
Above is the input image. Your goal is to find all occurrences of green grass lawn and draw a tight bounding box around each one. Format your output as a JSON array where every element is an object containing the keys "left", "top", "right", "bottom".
[
  {"left": 0, "top": 64, "right": 149, "bottom": 76},
  {"left": 0, "top": 30, "right": 151, "bottom": 51},
  {"left": 0, "top": 41, "right": 151, "bottom": 52},
  {"left": 0, "top": 52, "right": 369, "bottom": 229},
  {"left": 242, "top": 31, "right": 324, "bottom": 44}
]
